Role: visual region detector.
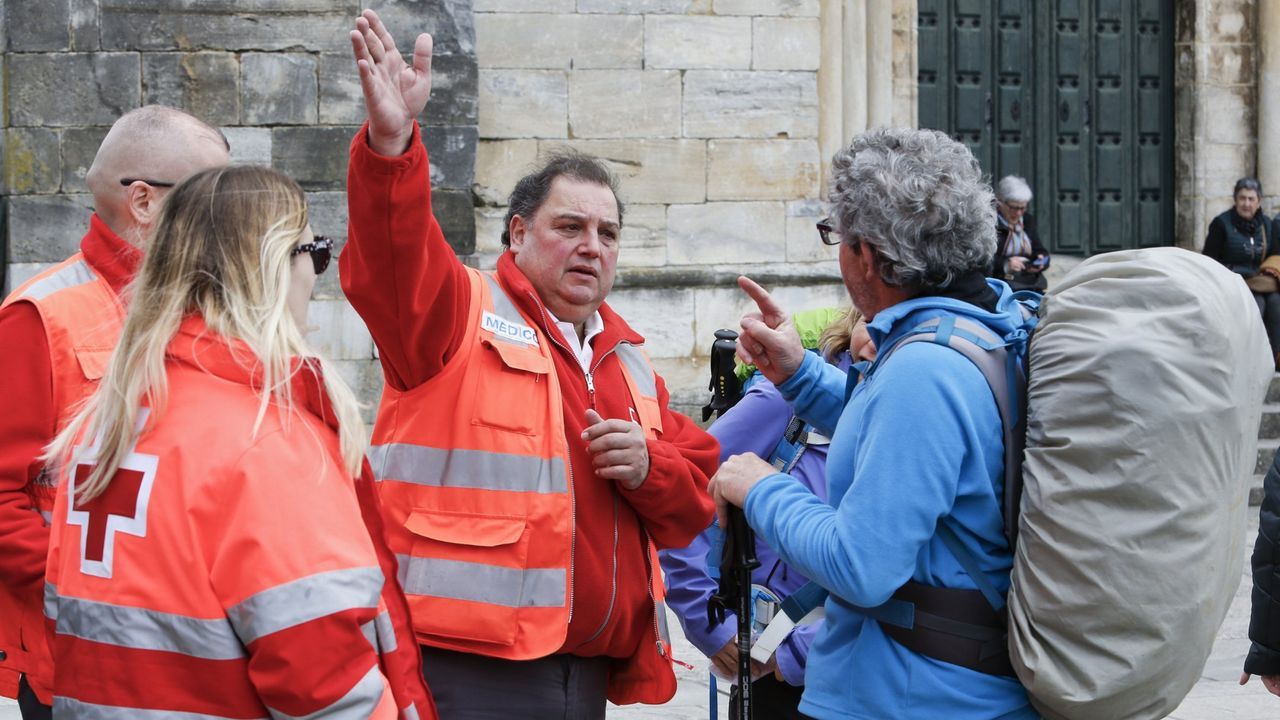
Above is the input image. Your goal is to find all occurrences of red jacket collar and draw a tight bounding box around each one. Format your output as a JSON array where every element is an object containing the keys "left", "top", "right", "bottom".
[
  {"left": 81, "top": 214, "right": 142, "bottom": 296},
  {"left": 166, "top": 316, "right": 340, "bottom": 433},
  {"left": 495, "top": 251, "right": 645, "bottom": 354}
]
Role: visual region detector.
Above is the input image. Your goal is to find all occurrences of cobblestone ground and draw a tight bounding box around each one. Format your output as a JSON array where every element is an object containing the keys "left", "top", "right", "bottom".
[{"left": 2, "top": 513, "right": 1270, "bottom": 720}]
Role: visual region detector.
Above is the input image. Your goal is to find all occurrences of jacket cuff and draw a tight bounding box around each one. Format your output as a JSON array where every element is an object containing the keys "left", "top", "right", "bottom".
[
  {"left": 349, "top": 121, "right": 424, "bottom": 175},
  {"left": 1245, "top": 642, "right": 1280, "bottom": 676}
]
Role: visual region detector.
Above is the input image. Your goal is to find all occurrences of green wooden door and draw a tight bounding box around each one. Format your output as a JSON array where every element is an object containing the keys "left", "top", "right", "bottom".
[{"left": 918, "top": 0, "right": 1174, "bottom": 255}]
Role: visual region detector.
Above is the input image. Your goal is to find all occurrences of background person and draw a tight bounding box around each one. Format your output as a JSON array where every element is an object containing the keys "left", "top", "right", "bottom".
[
  {"left": 1202, "top": 177, "right": 1280, "bottom": 368},
  {"left": 711, "top": 127, "right": 1036, "bottom": 719},
  {"left": 989, "top": 175, "right": 1049, "bottom": 292},
  {"left": 342, "top": 10, "right": 717, "bottom": 718},
  {"left": 42, "top": 166, "right": 434, "bottom": 719},
  {"left": 0, "top": 105, "right": 229, "bottom": 720},
  {"left": 662, "top": 308, "right": 873, "bottom": 719}
]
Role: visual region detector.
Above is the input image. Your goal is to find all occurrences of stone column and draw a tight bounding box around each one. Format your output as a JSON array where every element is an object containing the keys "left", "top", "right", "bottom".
[
  {"left": 1259, "top": 0, "right": 1280, "bottom": 207},
  {"left": 866, "top": 0, "right": 895, "bottom": 128},
  {"left": 843, "top": 0, "right": 869, "bottom": 139},
  {"left": 819, "top": 0, "right": 846, "bottom": 181}
]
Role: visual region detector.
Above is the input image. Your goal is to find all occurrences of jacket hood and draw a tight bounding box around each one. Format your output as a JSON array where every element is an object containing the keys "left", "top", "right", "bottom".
[{"left": 866, "top": 279, "right": 1026, "bottom": 351}]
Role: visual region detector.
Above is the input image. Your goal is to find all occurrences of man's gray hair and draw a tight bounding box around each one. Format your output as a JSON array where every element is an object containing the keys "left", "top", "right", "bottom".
[
  {"left": 828, "top": 127, "right": 996, "bottom": 289},
  {"left": 996, "top": 175, "right": 1033, "bottom": 203}
]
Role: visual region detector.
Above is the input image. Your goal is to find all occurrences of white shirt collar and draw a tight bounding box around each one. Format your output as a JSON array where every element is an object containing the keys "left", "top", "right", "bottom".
[{"left": 547, "top": 309, "right": 604, "bottom": 374}]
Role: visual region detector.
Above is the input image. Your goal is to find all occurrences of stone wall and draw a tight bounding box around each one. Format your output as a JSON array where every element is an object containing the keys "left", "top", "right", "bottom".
[{"left": 1, "top": 0, "right": 479, "bottom": 419}]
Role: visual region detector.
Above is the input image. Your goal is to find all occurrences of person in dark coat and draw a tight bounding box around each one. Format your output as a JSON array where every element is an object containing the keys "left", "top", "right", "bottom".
[
  {"left": 990, "top": 175, "right": 1049, "bottom": 292},
  {"left": 1203, "top": 177, "right": 1280, "bottom": 369},
  {"left": 1242, "top": 448, "right": 1280, "bottom": 696}
]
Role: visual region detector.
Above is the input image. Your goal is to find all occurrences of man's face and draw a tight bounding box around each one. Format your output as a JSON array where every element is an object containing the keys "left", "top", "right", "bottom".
[{"left": 510, "top": 177, "right": 621, "bottom": 325}]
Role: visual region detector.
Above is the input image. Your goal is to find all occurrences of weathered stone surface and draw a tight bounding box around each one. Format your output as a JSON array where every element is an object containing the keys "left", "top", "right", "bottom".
[
  {"left": 644, "top": 15, "right": 751, "bottom": 70},
  {"left": 272, "top": 126, "right": 360, "bottom": 190},
  {"left": 223, "top": 127, "right": 272, "bottom": 165},
  {"left": 241, "top": 53, "right": 318, "bottom": 125},
  {"left": 328, "top": 358, "right": 384, "bottom": 423},
  {"left": 578, "top": 0, "right": 708, "bottom": 12},
  {"left": 100, "top": 9, "right": 352, "bottom": 52},
  {"left": 6, "top": 0, "right": 70, "bottom": 51},
  {"left": 317, "top": 53, "right": 364, "bottom": 126},
  {"left": 569, "top": 70, "right": 681, "bottom": 139},
  {"left": 707, "top": 139, "right": 818, "bottom": 201},
  {"left": 307, "top": 298, "right": 374, "bottom": 361},
  {"left": 4, "top": 128, "right": 60, "bottom": 194},
  {"left": 542, "top": 138, "right": 706, "bottom": 205},
  {"left": 60, "top": 127, "right": 111, "bottom": 193},
  {"left": 667, "top": 201, "right": 785, "bottom": 264},
  {"left": 474, "top": 139, "right": 538, "bottom": 205},
  {"left": 475, "top": 0, "right": 571, "bottom": 10},
  {"left": 479, "top": 70, "right": 567, "bottom": 138},
  {"left": 1205, "top": 43, "right": 1254, "bottom": 87},
  {"left": 617, "top": 204, "right": 667, "bottom": 268},
  {"left": 683, "top": 71, "right": 819, "bottom": 138},
  {"left": 8, "top": 53, "right": 141, "bottom": 127},
  {"left": 607, "top": 286, "right": 696, "bottom": 358},
  {"left": 362, "top": 0, "right": 476, "bottom": 56},
  {"left": 693, "top": 279, "right": 844, "bottom": 354},
  {"left": 476, "top": 13, "right": 643, "bottom": 69},
  {"left": 752, "top": 17, "right": 820, "bottom": 71},
  {"left": 142, "top": 52, "right": 241, "bottom": 126},
  {"left": 69, "top": 0, "right": 99, "bottom": 50},
  {"left": 7, "top": 194, "right": 94, "bottom": 262},
  {"left": 784, "top": 199, "right": 836, "bottom": 262},
  {"left": 473, "top": 205, "right": 508, "bottom": 257},
  {"left": 422, "top": 53, "right": 480, "bottom": 127},
  {"left": 434, "top": 188, "right": 477, "bottom": 255},
  {"left": 1202, "top": 86, "right": 1253, "bottom": 145},
  {"left": 100, "top": 0, "right": 356, "bottom": 9},
  {"left": 423, "top": 125, "right": 477, "bottom": 190},
  {"left": 712, "top": 0, "right": 819, "bottom": 16}
]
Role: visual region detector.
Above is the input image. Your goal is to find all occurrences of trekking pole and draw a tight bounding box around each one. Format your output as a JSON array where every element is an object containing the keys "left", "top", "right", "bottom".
[{"left": 703, "top": 329, "right": 760, "bottom": 720}]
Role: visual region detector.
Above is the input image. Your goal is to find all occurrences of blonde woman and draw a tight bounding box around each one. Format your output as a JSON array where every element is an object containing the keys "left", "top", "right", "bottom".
[{"left": 42, "top": 166, "right": 435, "bottom": 719}]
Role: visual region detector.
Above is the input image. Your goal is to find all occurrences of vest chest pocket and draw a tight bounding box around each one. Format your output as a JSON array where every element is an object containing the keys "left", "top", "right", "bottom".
[
  {"left": 472, "top": 337, "right": 551, "bottom": 435},
  {"left": 402, "top": 508, "right": 539, "bottom": 645}
]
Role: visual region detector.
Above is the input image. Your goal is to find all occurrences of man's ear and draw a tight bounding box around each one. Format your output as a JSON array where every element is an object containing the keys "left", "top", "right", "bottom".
[
  {"left": 856, "top": 242, "right": 879, "bottom": 283},
  {"left": 508, "top": 214, "right": 527, "bottom": 253},
  {"left": 125, "top": 182, "right": 163, "bottom": 229}
]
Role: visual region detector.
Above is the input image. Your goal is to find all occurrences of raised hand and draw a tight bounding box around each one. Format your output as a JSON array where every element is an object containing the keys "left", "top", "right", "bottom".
[
  {"left": 736, "top": 276, "right": 805, "bottom": 386},
  {"left": 350, "top": 9, "right": 432, "bottom": 157}
]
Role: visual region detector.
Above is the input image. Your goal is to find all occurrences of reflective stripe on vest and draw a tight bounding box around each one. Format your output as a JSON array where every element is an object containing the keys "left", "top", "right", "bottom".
[
  {"left": 396, "top": 554, "right": 566, "bottom": 608},
  {"left": 481, "top": 274, "right": 535, "bottom": 347},
  {"left": 52, "top": 697, "right": 267, "bottom": 720},
  {"left": 614, "top": 343, "right": 656, "bottom": 398},
  {"left": 362, "top": 610, "right": 397, "bottom": 654},
  {"left": 14, "top": 259, "right": 98, "bottom": 302},
  {"left": 226, "top": 566, "right": 383, "bottom": 645},
  {"left": 267, "top": 663, "right": 391, "bottom": 720},
  {"left": 52, "top": 593, "right": 246, "bottom": 661},
  {"left": 367, "top": 443, "right": 567, "bottom": 494}
]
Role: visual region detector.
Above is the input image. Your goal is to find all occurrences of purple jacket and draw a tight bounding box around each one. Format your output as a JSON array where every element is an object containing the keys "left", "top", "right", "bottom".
[{"left": 659, "top": 354, "right": 846, "bottom": 685}]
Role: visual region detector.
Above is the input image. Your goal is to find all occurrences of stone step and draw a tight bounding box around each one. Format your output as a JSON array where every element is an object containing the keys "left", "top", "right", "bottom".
[
  {"left": 1259, "top": 404, "right": 1280, "bottom": 439},
  {"left": 1269, "top": 373, "right": 1280, "bottom": 403}
]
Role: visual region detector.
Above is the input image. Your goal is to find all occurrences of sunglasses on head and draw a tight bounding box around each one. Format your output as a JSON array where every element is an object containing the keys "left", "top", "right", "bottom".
[{"left": 291, "top": 236, "right": 333, "bottom": 275}]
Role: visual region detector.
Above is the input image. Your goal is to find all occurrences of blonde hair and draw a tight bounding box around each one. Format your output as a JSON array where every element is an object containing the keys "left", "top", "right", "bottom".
[
  {"left": 48, "top": 165, "right": 366, "bottom": 502},
  {"left": 817, "top": 308, "right": 864, "bottom": 363}
]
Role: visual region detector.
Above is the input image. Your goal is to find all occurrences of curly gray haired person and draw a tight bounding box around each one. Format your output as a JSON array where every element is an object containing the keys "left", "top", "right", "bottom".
[{"left": 828, "top": 127, "right": 997, "bottom": 289}]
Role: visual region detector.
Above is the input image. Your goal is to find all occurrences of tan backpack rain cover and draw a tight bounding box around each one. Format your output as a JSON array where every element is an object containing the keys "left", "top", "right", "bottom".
[{"left": 1008, "top": 247, "right": 1272, "bottom": 720}]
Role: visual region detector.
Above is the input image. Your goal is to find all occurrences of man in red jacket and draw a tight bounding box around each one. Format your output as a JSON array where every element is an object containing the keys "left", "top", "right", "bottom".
[
  {"left": 344, "top": 10, "right": 718, "bottom": 718},
  {"left": 0, "top": 105, "right": 230, "bottom": 719}
]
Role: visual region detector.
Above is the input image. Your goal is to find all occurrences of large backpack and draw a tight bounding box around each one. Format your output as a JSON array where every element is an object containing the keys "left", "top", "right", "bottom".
[{"left": 761, "top": 248, "right": 1271, "bottom": 719}]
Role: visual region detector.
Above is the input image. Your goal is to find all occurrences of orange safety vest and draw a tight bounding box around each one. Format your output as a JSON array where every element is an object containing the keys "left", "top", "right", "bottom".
[
  {"left": 0, "top": 253, "right": 123, "bottom": 703},
  {"left": 369, "top": 267, "right": 678, "bottom": 701},
  {"left": 44, "top": 319, "right": 427, "bottom": 718}
]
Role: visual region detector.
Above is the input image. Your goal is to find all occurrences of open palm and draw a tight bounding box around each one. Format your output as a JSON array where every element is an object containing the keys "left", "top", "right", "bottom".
[{"left": 350, "top": 9, "right": 432, "bottom": 156}]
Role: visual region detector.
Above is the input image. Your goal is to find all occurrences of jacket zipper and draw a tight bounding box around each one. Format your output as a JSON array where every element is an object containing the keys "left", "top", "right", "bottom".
[{"left": 580, "top": 494, "right": 620, "bottom": 647}]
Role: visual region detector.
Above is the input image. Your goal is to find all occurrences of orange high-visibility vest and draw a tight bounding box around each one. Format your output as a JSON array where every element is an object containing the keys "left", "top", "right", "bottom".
[
  {"left": 369, "top": 267, "right": 676, "bottom": 696},
  {"left": 0, "top": 253, "right": 124, "bottom": 703}
]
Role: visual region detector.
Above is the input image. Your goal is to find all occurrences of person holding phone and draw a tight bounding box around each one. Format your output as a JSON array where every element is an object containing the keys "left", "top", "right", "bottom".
[{"left": 990, "top": 175, "right": 1049, "bottom": 292}]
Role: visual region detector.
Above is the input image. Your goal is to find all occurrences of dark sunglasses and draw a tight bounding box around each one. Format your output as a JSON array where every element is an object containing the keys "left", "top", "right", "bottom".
[
  {"left": 291, "top": 236, "right": 333, "bottom": 275},
  {"left": 817, "top": 217, "right": 839, "bottom": 246},
  {"left": 119, "top": 178, "right": 177, "bottom": 188}
]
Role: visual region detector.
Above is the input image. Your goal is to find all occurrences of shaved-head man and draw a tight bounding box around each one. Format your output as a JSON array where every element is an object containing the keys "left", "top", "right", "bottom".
[{"left": 0, "top": 105, "right": 229, "bottom": 719}]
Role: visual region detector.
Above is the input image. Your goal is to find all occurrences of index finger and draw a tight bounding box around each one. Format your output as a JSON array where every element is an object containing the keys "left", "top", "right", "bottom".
[{"left": 737, "top": 276, "right": 787, "bottom": 328}]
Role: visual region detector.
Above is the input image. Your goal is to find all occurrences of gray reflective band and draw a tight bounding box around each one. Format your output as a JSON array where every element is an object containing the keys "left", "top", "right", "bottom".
[
  {"left": 481, "top": 273, "right": 534, "bottom": 346},
  {"left": 656, "top": 600, "right": 671, "bottom": 644},
  {"left": 44, "top": 582, "right": 58, "bottom": 621},
  {"left": 362, "top": 610, "right": 397, "bottom": 654},
  {"left": 368, "top": 444, "right": 567, "bottom": 495},
  {"left": 20, "top": 260, "right": 98, "bottom": 301},
  {"left": 268, "top": 664, "right": 386, "bottom": 720},
  {"left": 55, "top": 595, "right": 246, "bottom": 661},
  {"left": 615, "top": 343, "right": 657, "bottom": 398},
  {"left": 402, "top": 705, "right": 420, "bottom": 720},
  {"left": 397, "top": 554, "right": 566, "bottom": 608},
  {"left": 54, "top": 697, "right": 263, "bottom": 720},
  {"left": 227, "top": 566, "right": 384, "bottom": 646}
]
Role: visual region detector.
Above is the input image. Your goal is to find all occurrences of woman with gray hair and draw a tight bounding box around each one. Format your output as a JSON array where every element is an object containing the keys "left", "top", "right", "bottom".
[
  {"left": 711, "top": 127, "right": 1036, "bottom": 719},
  {"left": 991, "top": 175, "right": 1050, "bottom": 291},
  {"left": 1203, "top": 177, "right": 1280, "bottom": 368}
]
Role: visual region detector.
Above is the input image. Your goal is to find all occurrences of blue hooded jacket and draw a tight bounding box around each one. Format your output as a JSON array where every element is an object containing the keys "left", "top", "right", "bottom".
[{"left": 744, "top": 281, "right": 1036, "bottom": 719}]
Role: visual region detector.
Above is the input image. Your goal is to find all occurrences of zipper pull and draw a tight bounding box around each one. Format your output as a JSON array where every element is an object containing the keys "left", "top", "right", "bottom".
[{"left": 585, "top": 371, "right": 596, "bottom": 409}]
